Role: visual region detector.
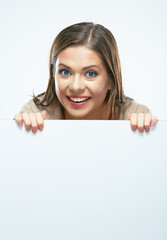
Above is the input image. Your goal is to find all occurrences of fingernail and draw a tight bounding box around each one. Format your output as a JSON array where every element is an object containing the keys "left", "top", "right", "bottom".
[
  {"left": 139, "top": 128, "right": 144, "bottom": 133},
  {"left": 132, "top": 127, "right": 136, "bottom": 132},
  {"left": 145, "top": 127, "right": 150, "bottom": 132}
]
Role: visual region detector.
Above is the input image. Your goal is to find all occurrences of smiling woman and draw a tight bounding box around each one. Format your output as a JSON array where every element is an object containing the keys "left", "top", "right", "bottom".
[
  {"left": 55, "top": 46, "right": 111, "bottom": 120},
  {"left": 14, "top": 22, "right": 157, "bottom": 133}
]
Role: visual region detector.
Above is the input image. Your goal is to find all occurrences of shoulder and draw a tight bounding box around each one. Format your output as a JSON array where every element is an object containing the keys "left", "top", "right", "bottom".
[
  {"left": 19, "top": 97, "right": 64, "bottom": 119},
  {"left": 19, "top": 99, "right": 43, "bottom": 114},
  {"left": 117, "top": 100, "right": 151, "bottom": 120}
]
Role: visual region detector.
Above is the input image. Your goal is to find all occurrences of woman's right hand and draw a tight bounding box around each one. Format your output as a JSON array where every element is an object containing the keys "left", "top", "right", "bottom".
[{"left": 14, "top": 111, "right": 47, "bottom": 134}]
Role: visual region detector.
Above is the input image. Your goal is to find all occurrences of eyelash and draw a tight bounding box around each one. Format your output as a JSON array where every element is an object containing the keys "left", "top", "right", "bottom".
[
  {"left": 58, "top": 69, "right": 98, "bottom": 78},
  {"left": 58, "top": 69, "right": 71, "bottom": 76}
]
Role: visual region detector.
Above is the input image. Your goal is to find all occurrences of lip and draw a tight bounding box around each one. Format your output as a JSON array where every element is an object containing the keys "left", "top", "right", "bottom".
[
  {"left": 68, "top": 95, "right": 90, "bottom": 98},
  {"left": 66, "top": 95, "right": 91, "bottom": 107}
]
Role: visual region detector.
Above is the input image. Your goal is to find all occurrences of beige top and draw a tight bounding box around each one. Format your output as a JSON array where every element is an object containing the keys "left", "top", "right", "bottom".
[{"left": 19, "top": 97, "right": 151, "bottom": 120}]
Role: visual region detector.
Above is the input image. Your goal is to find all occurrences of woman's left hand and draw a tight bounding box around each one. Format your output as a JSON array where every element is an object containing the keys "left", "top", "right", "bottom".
[{"left": 127, "top": 113, "right": 158, "bottom": 133}]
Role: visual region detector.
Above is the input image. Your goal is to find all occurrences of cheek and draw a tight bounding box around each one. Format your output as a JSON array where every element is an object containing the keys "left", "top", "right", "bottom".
[
  {"left": 91, "top": 81, "right": 109, "bottom": 97},
  {"left": 55, "top": 78, "right": 66, "bottom": 96}
]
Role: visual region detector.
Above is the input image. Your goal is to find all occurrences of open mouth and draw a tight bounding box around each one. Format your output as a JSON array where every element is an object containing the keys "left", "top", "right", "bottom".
[{"left": 67, "top": 96, "right": 91, "bottom": 103}]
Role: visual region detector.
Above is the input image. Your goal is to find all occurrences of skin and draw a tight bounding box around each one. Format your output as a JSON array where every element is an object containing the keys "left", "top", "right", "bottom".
[
  {"left": 127, "top": 113, "right": 158, "bottom": 133},
  {"left": 14, "top": 111, "right": 47, "bottom": 134},
  {"left": 14, "top": 46, "right": 158, "bottom": 133},
  {"left": 55, "top": 46, "right": 111, "bottom": 120}
]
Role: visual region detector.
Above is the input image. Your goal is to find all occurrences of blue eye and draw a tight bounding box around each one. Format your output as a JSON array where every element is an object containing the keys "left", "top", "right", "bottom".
[
  {"left": 86, "top": 71, "right": 98, "bottom": 78},
  {"left": 59, "top": 69, "right": 70, "bottom": 76}
]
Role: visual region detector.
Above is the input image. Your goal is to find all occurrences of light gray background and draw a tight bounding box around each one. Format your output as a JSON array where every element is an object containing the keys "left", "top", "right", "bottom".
[{"left": 0, "top": 0, "right": 166, "bottom": 119}]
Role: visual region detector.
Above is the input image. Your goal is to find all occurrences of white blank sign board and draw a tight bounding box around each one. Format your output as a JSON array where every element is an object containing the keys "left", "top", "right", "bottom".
[{"left": 0, "top": 120, "right": 167, "bottom": 240}]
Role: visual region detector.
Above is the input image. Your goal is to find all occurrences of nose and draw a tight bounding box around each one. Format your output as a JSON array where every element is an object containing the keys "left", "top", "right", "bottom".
[{"left": 69, "top": 74, "right": 85, "bottom": 94}]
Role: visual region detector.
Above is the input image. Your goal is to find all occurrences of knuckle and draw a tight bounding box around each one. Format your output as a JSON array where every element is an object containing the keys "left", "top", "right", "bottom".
[
  {"left": 138, "top": 114, "right": 144, "bottom": 127},
  {"left": 145, "top": 113, "right": 152, "bottom": 122},
  {"left": 29, "top": 113, "right": 37, "bottom": 128},
  {"left": 29, "top": 113, "right": 35, "bottom": 118},
  {"left": 130, "top": 113, "right": 137, "bottom": 119},
  {"left": 130, "top": 113, "right": 137, "bottom": 126},
  {"left": 14, "top": 114, "right": 22, "bottom": 120},
  {"left": 138, "top": 113, "right": 144, "bottom": 119},
  {"left": 21, "top": 112, "right": 28, "bottom": 118},
  {"left": 36, "top": 113, "right": 44, "bottom": 129},
  {"left": 36, "top": 112, "right": 43, "bottom": 119}
]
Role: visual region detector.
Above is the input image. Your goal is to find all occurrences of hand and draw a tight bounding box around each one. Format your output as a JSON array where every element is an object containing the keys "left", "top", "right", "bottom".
[
  {"left": 14, "top": 111, "right": 47, "bottom": 134},
  {"left": 127, "top": 113, "right": 158, "bottom": 133}
]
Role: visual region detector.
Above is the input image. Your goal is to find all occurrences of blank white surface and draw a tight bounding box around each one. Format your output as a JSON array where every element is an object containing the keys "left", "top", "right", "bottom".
[{"left": 0, "top": 120, "right": 167, "bottom": 240}]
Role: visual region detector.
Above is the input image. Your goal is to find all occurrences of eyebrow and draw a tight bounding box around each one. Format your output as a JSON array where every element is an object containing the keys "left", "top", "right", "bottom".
[{"left": 58, "top": 63, "right": 101, "bottom": 71}]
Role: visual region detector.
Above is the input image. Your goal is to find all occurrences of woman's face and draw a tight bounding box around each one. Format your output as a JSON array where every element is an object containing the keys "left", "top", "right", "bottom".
[{"left": 55, "top": 46, "right": 111, "bottom": 119}]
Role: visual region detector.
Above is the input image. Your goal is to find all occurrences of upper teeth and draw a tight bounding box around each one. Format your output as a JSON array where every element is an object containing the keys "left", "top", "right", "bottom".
[{"left": 69, "top": 97, "right": 89, "bottom": 102}]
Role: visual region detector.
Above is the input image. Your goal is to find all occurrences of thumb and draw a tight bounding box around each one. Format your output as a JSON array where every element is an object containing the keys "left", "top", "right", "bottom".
[{"left": 41, "top": 110, "right": 48, "bottom": 120}]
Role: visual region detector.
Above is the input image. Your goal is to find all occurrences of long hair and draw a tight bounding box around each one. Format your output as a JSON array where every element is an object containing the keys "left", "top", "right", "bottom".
[{"left": 33, "top": 22, "right": 131, "bottom": 118}]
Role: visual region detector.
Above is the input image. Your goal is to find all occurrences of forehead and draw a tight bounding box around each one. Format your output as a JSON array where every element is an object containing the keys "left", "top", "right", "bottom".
[{"left": 56, "top": 46, "right": 104, "bottom": 67}]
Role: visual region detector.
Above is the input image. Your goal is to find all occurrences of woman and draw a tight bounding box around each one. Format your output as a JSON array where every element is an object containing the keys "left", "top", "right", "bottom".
[{"left": 14, "top": 22, "right": 157, "bottom": 133}]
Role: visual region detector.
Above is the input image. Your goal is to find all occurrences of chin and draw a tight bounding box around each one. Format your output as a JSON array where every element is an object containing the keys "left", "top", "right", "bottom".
[{"left": 65, "top": 110, "right": 92, "bottom": 120}]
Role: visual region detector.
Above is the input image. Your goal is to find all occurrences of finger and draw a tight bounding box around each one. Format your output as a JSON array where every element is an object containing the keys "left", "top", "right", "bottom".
[
  {"left": 29, "top": 113, "right": 38, "bottom": 134},
  {"left": 130, "top": 113, "right": 137, "bottom": 131},
  {"left": 36, "top": 112, "right": 44, "bottom": 131},
  {"left": 151, "top": 116, "right": 158, "bottom": 127},
  {"left": 126, "top": 113, "right": 131, "bottom": 120},
  {"left": 21, "top": 112, "right": 31, "bottom": 132},
  {"left": 14, "top": 114, "right": 23, "bottom": 127},
  {"left": 137, "top": 113, "right": 145, "bottom": 133},
  {"left": 144, "top": 113, "right": 152, "bottom": 132},
  {"left": 41, "top": 110, "right": 47, "bottom": 120}
]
